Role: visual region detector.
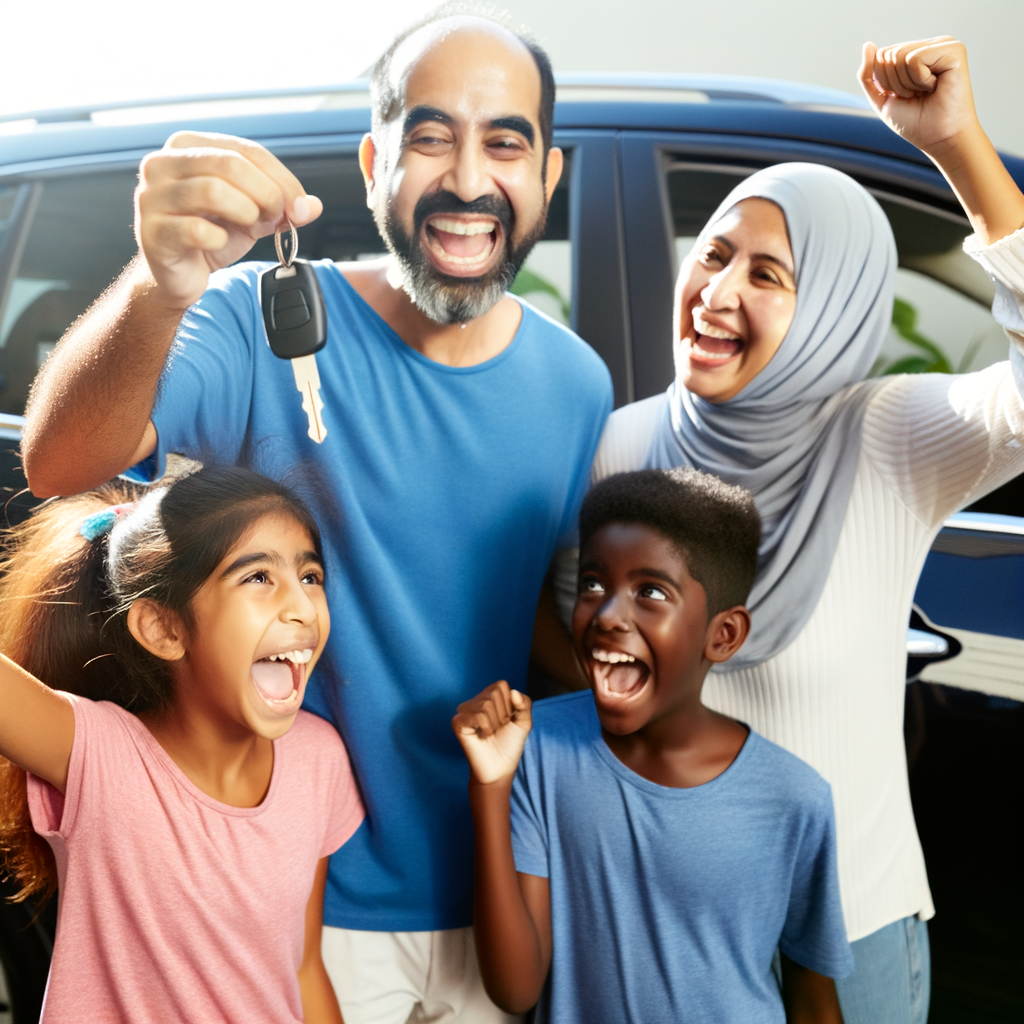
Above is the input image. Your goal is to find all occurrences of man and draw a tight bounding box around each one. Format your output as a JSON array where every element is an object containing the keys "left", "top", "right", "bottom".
[{"left": 22, "top": 9, "right": 611, "bottom": 1023}]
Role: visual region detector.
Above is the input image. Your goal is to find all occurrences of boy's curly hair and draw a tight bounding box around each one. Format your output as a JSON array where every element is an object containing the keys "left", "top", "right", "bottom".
[{"left": 579, "top": 468, "right": 762, "bottom": 616}]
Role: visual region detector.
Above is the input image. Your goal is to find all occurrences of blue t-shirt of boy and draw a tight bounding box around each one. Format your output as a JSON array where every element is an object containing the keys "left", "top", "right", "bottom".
[
  {"left": 511, "top": 692, "right": 854, "bottom": 1023},
  {"left": 139, "top": 261, "right": 612, "bottom": 931}
]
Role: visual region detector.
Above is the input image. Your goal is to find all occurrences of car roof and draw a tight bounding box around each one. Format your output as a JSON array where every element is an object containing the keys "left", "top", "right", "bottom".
[{"left": 3, "top": 73, "right": 1023, "bottom": 188}]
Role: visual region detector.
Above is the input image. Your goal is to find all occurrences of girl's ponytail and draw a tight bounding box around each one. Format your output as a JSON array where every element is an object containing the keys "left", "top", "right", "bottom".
[{"left": 0, "top": 480, "right": 146, "bottom": 903}]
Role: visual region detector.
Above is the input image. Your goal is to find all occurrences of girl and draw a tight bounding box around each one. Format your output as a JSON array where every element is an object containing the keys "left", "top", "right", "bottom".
[
  {"left": 0, "top": 465, "right": 364, "bottom": 1023},
  {"left": 580, "top": 37, "right": 1024, "bottom": 1024}
]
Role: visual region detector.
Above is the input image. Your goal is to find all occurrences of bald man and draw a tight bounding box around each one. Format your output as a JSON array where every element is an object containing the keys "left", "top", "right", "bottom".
[{"left": 22, "top": 9, "right": 611, "bottom": 1022}]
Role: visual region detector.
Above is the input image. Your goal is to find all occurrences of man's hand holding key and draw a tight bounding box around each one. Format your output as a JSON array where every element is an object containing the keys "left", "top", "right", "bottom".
[{"left": 135, "top": 131, "right": 323, "bottom": 309}]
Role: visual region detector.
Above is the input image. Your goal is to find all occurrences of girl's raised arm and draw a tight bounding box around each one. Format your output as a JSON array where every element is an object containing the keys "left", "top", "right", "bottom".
[
  {"left": 0, "top": 653, "right": 75, "bottom": 793},
  {"left": 859, "top": 37, "right": 1024, "bottom": 246}
]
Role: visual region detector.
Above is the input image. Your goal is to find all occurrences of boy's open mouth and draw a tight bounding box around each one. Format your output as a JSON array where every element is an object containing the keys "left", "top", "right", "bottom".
[
  {"left": 588, "top": 647, "right": 650, "bottom": 702},
  {"left": 251, "top": 648, "right": 313, "bottom": 713},
  {"left": 688, "top": 307, "right": 743, "bottom": 368},
  {"left": 423, "top": 215, "right": 502, "bottom": 277}
]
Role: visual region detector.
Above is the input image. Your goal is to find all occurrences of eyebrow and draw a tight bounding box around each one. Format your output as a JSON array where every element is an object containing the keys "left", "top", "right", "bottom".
[
  {"left": 220, "top": 550, "right": 323, "bottom": 579},
  {"left": 489, "top": 115, "right": 534, "bottom": 146},
  {"left": 403, "top": 107, "right": 535, "bottom": 147},
  {"left": 403, "top": 105, "right": 453, "bottom": 135},
  {"left": 711, "top": 234, "right": 794, "bottom": 277},
  {"left": 627, "top": 567, "right": 680, "bottom": 588},
  {"left": 578, "top": 562, "right": 680, "bottom": 589}
]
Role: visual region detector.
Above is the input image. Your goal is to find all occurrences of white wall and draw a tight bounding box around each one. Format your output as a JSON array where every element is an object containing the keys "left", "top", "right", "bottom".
[{"left": 4, "top": 2, "right": 1019, "bottom": 155}]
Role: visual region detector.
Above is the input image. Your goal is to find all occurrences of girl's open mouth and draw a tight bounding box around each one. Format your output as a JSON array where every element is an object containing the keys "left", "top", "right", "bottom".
[
  {"left": 423, "top": 216, "right": 501, "bottom": 277},
  {"left": 251, "top": 649, "right": 312, "bottom": 714},
  {"left": 588, "top": 647, "right": 651, "bottom": 703}
]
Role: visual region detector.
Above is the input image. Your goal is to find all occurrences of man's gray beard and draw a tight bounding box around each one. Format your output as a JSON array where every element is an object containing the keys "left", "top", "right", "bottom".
[{"left": 382, "top": 207, "right": 546, "bottom": 326}]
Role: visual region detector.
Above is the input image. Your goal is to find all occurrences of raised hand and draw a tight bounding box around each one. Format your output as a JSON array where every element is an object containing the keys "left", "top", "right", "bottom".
[
  {"left": 859, "top": 37, "right": 1024, "bottom": 246},
  {"left": 452, "top": 681, "right": 533, "bottom": 786},
  {"left": 134, "top": 132, "right": 324, "bottom": 309},
  {"left": 857, "top": 37, "right": 979, "bottom": 160}
]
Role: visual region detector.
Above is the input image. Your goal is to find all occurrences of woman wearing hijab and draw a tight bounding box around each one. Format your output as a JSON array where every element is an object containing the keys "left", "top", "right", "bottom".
[{"left": 585, "top": 37, "right": 1024, "bottom": 1024}]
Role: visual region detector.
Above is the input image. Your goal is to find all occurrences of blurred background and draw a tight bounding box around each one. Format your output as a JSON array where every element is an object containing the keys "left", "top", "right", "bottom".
[{"left": 2, "top": 0, "right": 1021, "bottom": 154}]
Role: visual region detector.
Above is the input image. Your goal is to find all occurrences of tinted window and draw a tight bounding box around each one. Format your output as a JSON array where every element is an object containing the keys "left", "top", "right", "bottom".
[{"left": 0, "top": 149, "right": 574, "bottom": 416}]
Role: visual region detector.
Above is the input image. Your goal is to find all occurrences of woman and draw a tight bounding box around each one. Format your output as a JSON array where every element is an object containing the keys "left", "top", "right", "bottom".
[{"left": 586, "top": 37, "right": 1024, "bottom": 1024}]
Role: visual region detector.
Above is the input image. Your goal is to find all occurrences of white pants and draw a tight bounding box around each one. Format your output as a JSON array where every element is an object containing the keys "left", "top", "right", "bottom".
[{"left": 322, "top": 925, "right": 523, "bottom": 1024}]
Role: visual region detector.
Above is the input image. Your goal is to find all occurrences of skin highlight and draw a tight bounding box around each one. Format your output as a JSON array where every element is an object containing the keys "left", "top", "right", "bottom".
[{"left": 675, "top": 197, "right": 797, "bottom": 404}]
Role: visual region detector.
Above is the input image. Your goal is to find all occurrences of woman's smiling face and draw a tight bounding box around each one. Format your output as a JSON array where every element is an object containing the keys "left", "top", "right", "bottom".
[{"left": 675, "top": 197, "right": 797, "bottom": 403}]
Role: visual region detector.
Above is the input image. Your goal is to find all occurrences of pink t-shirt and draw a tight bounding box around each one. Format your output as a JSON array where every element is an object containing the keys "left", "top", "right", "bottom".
[{"left": 28, "top": 694, "right": 364, "bottom": 1024}]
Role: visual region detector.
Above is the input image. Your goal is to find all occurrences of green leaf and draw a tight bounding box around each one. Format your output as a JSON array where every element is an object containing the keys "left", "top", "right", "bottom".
[
  {"left": 891, "top": 297, "right": 918, "bottom": 335},
  {"left": 879, "top": 296, "right": 954, "bottom": 375},
  {"left": 882, "top": 355, "right": 934, "bottom": 375},
  {"left": 510, "top": 267, "right": 570, "bottom": 323}
]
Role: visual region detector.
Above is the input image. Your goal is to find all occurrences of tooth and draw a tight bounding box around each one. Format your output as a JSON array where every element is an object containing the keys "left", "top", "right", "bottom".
[{"left": 431, "top": 218, "right": 494, "bottom": 236}]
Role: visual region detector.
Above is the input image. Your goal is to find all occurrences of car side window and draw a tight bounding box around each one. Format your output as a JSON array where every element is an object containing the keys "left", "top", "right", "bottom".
[
  {"left": 0, "top": 173, "right": 137, "bottom": 416},
  {"left": 665, "top": 163, "right": 1006, "bottom": 378},
  {"left": 0, "top": 148, "right": 576, "bottom": 419}
]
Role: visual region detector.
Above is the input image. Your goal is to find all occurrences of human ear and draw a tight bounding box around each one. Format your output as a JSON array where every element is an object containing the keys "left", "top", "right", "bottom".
[
  {"left": 358, "top": 133, "right": 378, "bottom": 209},
  {"left": 544, "top": 147, "right": 564, "bottom": 204},
  {"left": 127, "top": 599, "right": 186, "bottom": 662},
  {"left": 704, "top": 606, "right": 752, "bottom": 664}
]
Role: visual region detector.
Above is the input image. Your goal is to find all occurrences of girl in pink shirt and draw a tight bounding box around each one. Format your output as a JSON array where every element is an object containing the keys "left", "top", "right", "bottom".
[{"left": 0, "top": 465, "right": 364, "bottom": 1023}]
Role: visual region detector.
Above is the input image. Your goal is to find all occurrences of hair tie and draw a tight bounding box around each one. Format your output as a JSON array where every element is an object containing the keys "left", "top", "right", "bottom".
[{"left": 79, "top": 502, "right": 140, "bottom": 542}]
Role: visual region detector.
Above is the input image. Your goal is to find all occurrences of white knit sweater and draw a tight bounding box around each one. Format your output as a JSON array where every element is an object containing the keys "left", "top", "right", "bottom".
[{"left": 584, "top": 229, "right": 1024, "bottom": 942}]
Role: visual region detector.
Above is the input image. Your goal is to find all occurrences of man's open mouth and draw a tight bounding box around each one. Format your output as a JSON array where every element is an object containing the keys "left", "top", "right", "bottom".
[
  {"left": 423, "top": 215, "right": 501, "bottom": 277},
  {"left": 251, "top": 648, "right": 313, "bottom": 713},
  {"left": 588, "top": 647, "right": 651, "bottom": 702},
  {"left": 688, "top": 308, "right": 743, "bottom": 366}
]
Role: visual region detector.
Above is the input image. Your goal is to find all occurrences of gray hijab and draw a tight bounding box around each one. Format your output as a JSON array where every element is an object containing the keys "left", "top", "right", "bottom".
[{"left": 645, "top": 163, "right": 897, "bottom": 668}]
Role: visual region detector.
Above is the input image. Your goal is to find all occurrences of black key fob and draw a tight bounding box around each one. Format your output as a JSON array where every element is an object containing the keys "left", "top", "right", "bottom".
[{"left": 259, "top": 259, "right": 328, "bottom": 360}]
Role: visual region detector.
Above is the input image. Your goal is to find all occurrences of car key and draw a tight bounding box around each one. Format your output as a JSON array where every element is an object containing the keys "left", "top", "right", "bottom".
[{"left": 259, "top": 220, "right": 328, "bottom": 443}]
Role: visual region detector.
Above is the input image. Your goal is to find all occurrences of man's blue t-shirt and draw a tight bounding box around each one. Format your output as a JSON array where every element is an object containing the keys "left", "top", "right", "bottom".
[
  {"left": 142, "top": 261, "right": 612, "bottom": 931},
  {"left": 511, "top": 692, "right": 853, "bottom": 1023}
]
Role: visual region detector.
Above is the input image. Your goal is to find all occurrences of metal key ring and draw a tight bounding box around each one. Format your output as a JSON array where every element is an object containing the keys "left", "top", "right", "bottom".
[{"left": 274, "top": 218, "right": 298, "bottom": 267}]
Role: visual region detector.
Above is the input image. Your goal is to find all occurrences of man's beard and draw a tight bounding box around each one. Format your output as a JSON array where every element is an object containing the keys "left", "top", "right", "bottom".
[{"left": 380, "top": 189, "right": 547, "bottom": 325}]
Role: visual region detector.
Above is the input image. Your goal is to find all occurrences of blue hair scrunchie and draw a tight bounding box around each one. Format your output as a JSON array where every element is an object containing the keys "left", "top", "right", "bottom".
[{"left": 79, "top": 502, "right": 139, "bottom": 542}]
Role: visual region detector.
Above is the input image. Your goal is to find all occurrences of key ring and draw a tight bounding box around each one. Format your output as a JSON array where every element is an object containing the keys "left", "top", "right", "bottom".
[{"left": 274, "top": 219, "right": 299, "bottom": 268}]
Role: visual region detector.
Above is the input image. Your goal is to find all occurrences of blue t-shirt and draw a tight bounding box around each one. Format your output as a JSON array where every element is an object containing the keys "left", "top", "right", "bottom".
[
  {"left": 511, "top": 692, "right": 853, "bottom": 1023},
  {"left": 141, "top": 261, "right": 612, "bottom": 930}
]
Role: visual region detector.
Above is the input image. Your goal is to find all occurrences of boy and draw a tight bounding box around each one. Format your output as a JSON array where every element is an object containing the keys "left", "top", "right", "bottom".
[{"left": 452, "top": 468, "right": 853, "bottom": 1023}]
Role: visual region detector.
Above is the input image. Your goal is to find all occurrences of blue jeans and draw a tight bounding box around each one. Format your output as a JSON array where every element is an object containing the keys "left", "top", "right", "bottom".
[{"left": 835, "top": 916, "right": 931, "bottom": 1024}]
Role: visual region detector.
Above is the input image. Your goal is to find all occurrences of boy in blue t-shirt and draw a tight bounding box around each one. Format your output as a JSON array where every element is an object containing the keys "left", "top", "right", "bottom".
[{"left": 453, "top": 468, "right": 853, "bottom": 1023}]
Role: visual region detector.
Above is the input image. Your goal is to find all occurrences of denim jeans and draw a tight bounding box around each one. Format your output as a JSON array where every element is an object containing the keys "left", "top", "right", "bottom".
[{"left": 835, "top": 916, "right": 931, "bottom": 1024}]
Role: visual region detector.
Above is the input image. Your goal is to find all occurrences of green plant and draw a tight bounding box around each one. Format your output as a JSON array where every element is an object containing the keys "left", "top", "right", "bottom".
[
  {"left": 872, "top": 297, "right": 984, "bottom": 376},
  {"left": 510, "top": 267, "right": 570, "bottom": 324}
]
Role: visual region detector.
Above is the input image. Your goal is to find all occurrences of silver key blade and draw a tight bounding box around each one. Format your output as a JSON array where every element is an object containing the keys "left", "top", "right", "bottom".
[{"left": 291, "top": 353, "right": 327, "bottom": 444}]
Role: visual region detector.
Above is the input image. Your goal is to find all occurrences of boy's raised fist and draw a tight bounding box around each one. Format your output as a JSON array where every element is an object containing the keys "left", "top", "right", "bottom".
[{"left": 452, "top": 681, "right": 533, "bottom": 786}]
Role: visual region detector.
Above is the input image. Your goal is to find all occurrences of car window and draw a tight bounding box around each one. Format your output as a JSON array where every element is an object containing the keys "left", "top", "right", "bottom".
[
  {"left": 0, "top": 172, "right": 138, "bottom": 416},
  {"left": 666, "top": 162, "right": 1005, "bottom": 377},
  {"left": 0, "top": 149, "right": 574, "bottom": 416}
]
